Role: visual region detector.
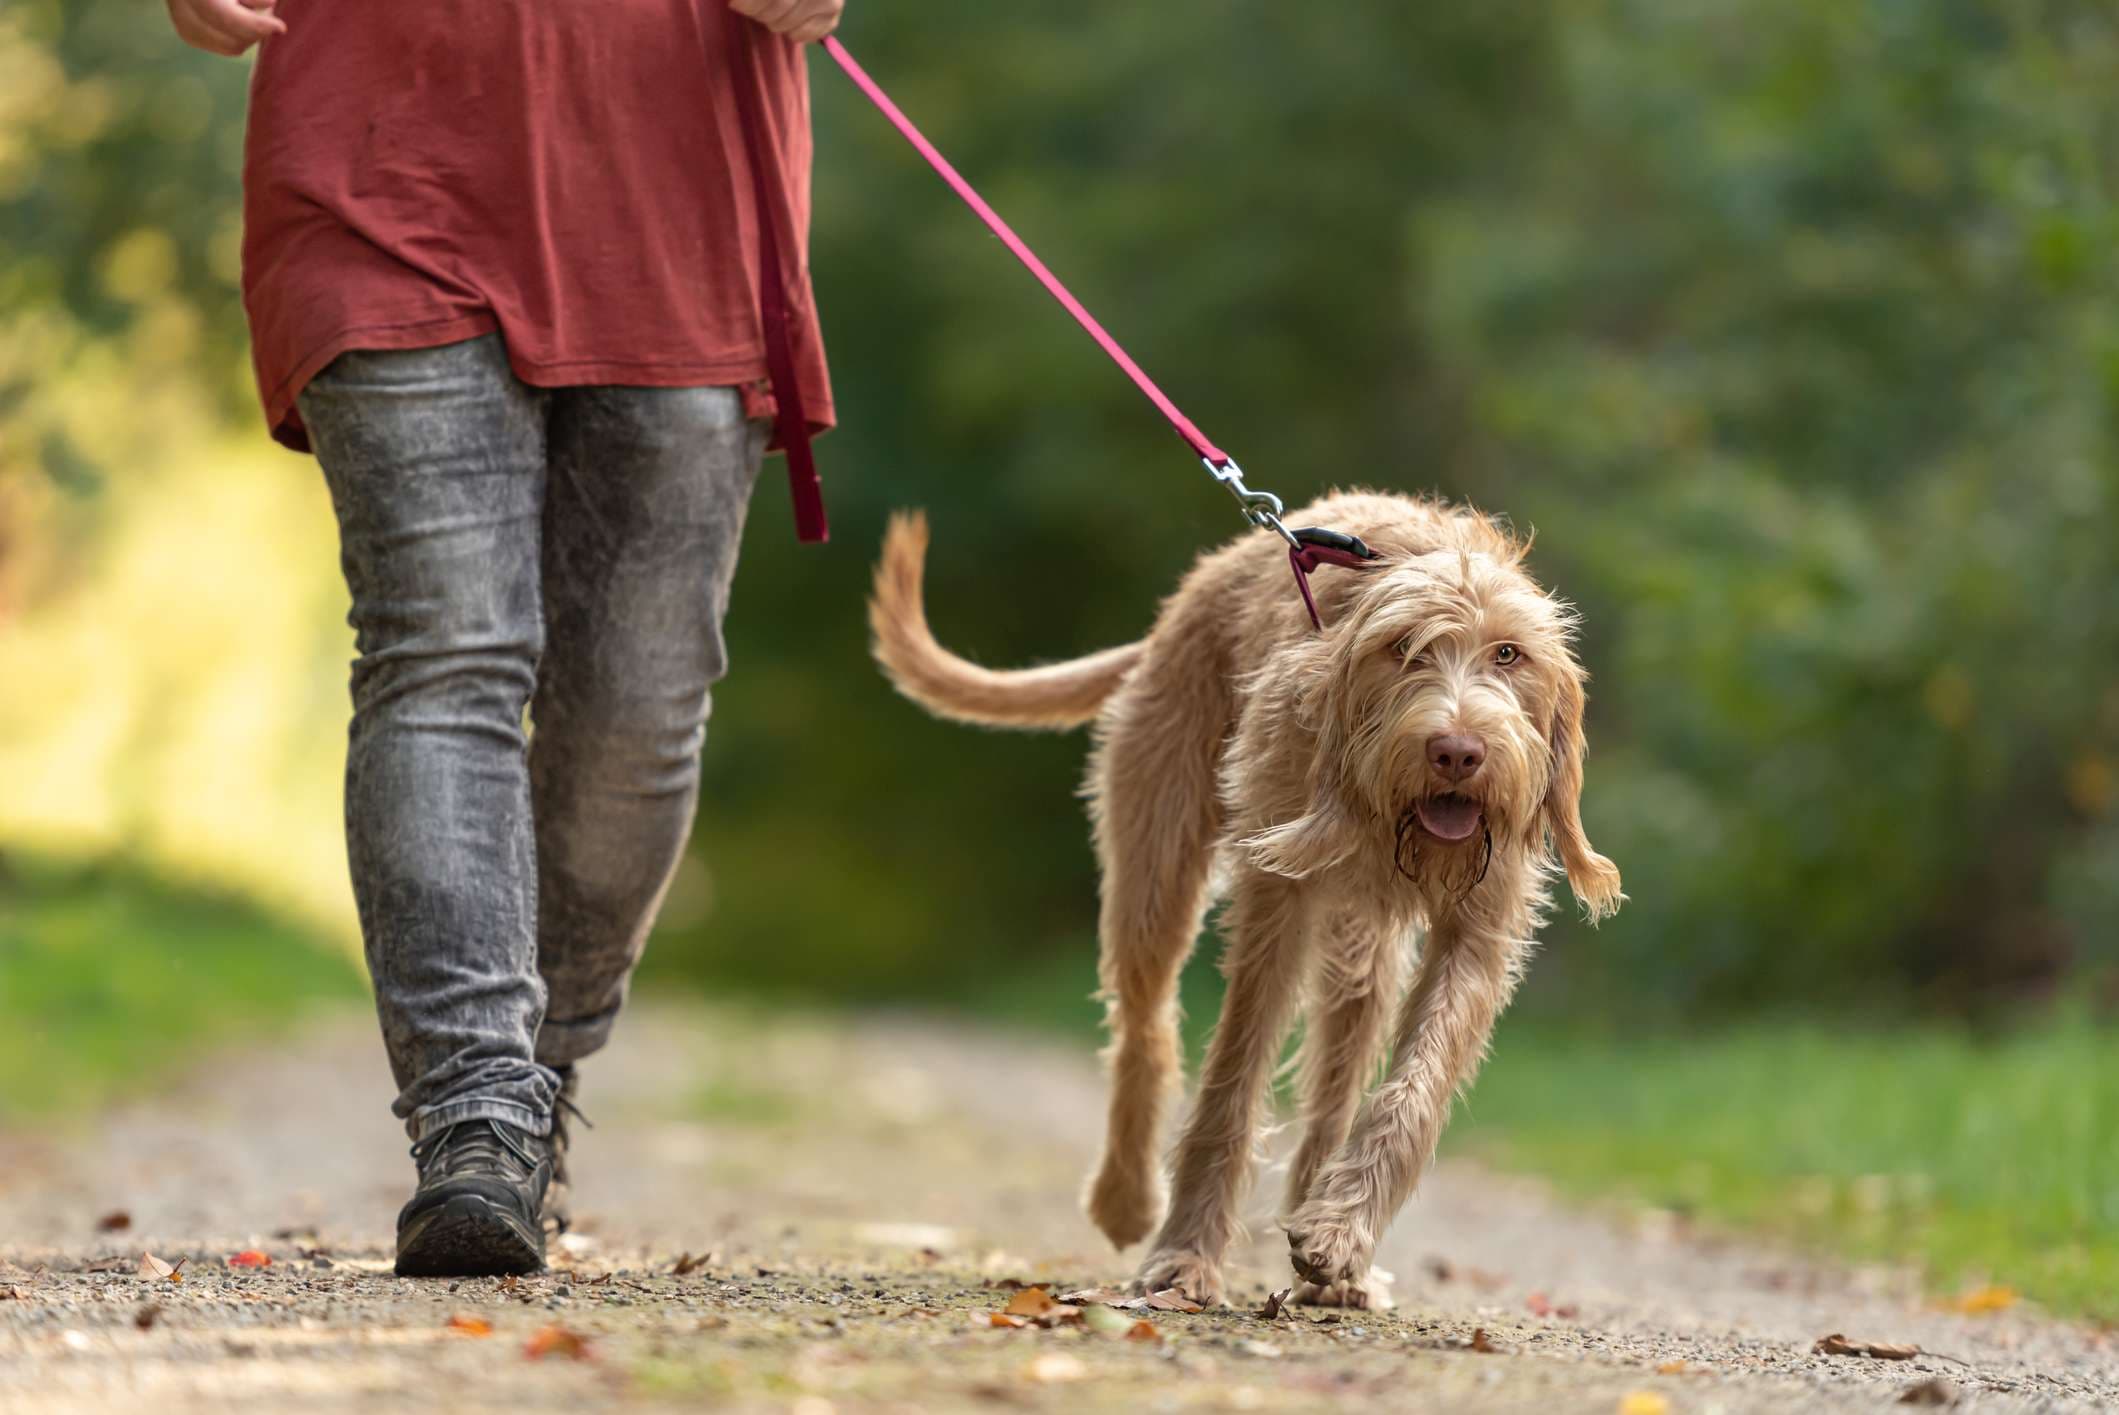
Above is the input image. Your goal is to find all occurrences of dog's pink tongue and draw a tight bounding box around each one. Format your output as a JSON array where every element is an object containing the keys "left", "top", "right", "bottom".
[{"left": 1415, "top": 795, "right": 1484, "bottom": 842}]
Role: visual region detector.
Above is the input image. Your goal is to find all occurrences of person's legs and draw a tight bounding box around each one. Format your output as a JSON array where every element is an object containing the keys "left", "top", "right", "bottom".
[
  {"left": 299, "top": 334, "right": 561, "bottom": 1145},
  {"left": 530, "top": 385, "right": 765, "bottom": 1069}
]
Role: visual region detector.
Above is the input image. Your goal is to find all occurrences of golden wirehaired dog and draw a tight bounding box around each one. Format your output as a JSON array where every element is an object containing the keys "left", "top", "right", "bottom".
[{"left": 869, "top": 491, "right": 1621, "bottom": 1308}]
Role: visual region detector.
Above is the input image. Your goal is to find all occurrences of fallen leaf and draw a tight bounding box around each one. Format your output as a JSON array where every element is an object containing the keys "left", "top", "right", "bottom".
[
  {"left": 1618, "top": 1395, "right": 1670, "bottom": 1415},
  {"left": 445, "top": 1314, "right": 494, "bottom": 1337},
  {"left": 134, "top": 1305, "right": 160, "bottom": 1331},
  {"left": 523, "top": 1325, "right": 593, "bottom": 1361},
  {"left": 1945, "top": 1285, "right": 2017, "bottom": 1315},
  {"left": 2, "top": 1287, "right": 27, "bottom": 1302},
  {"left": 1058, "top": 1286, "right": 1135, "bottom": 1308},
  {"left": 1898, "top": 1376, "right": 1960, "bottom": 1406},
  {"left": 1814, "top": 1333, "right": 1920, "bottom": 1360},
  {"left": 1145, "top": 1288, "right": 1203, "bottom": 1313},
  {"left": 1257, "top": 1287, "right": 1293, "bottom": 1320},
  {"left": 1124, "top": 1318, "right": 1161, "bottom": 1343},
  {"left": 989, "top": 1313, "right": 1031, "bottom": 1329},
  {"left": 1468, "top": 1328, "right": 1502, "bottom": 1354},
  {"left": 96, "top": 1212, "right": 132, "bottom": 1233},
  {"left": 137, "top": 1253, "right": 185, "bottom": 1283},
  {"left": 226, "top": 1251, "right": 271, "bottom": 1269},
  {"left": 1003, "top": 1286, "right": 1060, "bottom": 1318},
  {"left": 1023, "top": 1352, "right": 1087, "bottom": 1384},
  {"left": 670, "top": 1252, "right": 707, "bottom": 1277},
  {"left": 1655, "top": 1359, "right": 1688, "bottom": 1374},
  {"left": 1526, "top": 1290, "right": 1553, "bottom": 1316}
]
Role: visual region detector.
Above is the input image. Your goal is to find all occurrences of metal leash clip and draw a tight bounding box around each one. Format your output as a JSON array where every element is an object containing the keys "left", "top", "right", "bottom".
[{"left": 1205, "top": 456, "right": 1300, "bottom": 548}]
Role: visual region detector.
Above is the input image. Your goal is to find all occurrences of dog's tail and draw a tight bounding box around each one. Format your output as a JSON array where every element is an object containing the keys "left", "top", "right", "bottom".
[{"left": 869, "top": 511, "right": 1144, "bottom": 731}]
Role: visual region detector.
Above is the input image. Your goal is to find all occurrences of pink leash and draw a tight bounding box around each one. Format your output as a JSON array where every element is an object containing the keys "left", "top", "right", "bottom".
[{"left": 730, "top": 15, "right": 1377, "bottom": 625}]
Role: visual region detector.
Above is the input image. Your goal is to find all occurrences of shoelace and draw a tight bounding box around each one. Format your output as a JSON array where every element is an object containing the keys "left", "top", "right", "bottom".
[{"left": 409, "top": 1118, "right": 539, "bottom": 1177}]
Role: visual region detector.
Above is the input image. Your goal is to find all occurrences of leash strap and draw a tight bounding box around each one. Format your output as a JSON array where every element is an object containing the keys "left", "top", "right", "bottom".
[
  {"left": 822, "top": 36, "right": 1228, "bottom": 470},
  {"left": 724, "top": 5, "right": 829, "bottom": 542}
]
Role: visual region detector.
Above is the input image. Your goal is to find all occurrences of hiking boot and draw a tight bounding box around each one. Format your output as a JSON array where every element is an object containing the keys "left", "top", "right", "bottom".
[
  {"left": 394, "top": 1118, "right": 553, "bottom": 1277},
  {"left": 544, "top": 1065, "right": 591, "bottom": 1236}
]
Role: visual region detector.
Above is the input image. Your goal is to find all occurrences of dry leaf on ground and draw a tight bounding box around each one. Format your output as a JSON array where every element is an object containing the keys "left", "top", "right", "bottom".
[
  {"left": 1257, "top": 1287, "right": 1293, "bottom": 1320},
  {"left": 137, "top": 1253, "right": 185, "bottom": 1283},
  {"left": 1526, "top": 1290, "right": 1579, "bottom": 1319},
  {"left": 1944, "top": 1285, "right": 2017, "bottom": 1315},
  {"left": 226, "top": 1250, "right": 271, "bottom": 1269},
  {"left": 1124, "top": 1319, "right": 1161, "bottom": 1343},
  {"left": 1655, "top": 1359, "right": 1688, "bottom": 1374},
  {"left": 445, "top": 1314, "right": 494, "bottom": 1337},
  {"left": 95, "top": 1212, "right": 131, "bottom": 1233},
  {"left": 1618, "top": 1394, "right": 1671, "bottom": 1415},
  {"left": 523, "top": 1325, "right": 593, "bottom": 1361},
  {"left": 1003, "top": 1287, "right": 1060, "bottom": 1318},
  {"left": 1468, "top": 1328, "right": 1503, "bottom": 1354},
  {"left": 670, "top": 1252, "right": 709, "bottom": 1277},
  {"left": 1058, "top": 1287, "right": 1134, "bottom": 1307},
  {"left": 1814, "top": 1333, "right": 1920, "bottom": 1360},
  {"left": 989, "top": 1313, "right": 1031, "bottom": 1329},
  {"left": 1145, "top": 1288, "right": 1203, "bottom": 1313}
]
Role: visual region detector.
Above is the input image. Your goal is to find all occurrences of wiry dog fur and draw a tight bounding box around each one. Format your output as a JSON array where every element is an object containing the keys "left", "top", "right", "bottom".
[{"left": 869, "top": 492, "right": 1621, "bottom": 1308}]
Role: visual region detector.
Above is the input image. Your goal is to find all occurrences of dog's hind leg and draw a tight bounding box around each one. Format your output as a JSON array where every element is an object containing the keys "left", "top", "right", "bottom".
[
  {"left": 1280, "top": 911, "right": 1405, "bottom": 1309},
  {"left": 1082, "top": 677, "right": 1227, "bottom": 1251},
  {"left": 1134, "top": 868, "right": 1312, "bottom": 1306}
]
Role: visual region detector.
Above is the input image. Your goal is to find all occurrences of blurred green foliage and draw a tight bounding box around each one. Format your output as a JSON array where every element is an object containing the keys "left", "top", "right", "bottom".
[
  {"left": 0, "top": 853, "right": 362, "bottom": 1121},
  {"left": 1458, "top": 1014, "right": 2119, "bottom": 1318},
  {"left": 6, "top": 1, "right": 2116, "bottom": 1019}
]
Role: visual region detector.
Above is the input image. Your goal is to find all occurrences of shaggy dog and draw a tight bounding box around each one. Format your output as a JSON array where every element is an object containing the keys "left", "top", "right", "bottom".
[{"left": 869, "top": 492, "right": 1622, "bottom": 1309}]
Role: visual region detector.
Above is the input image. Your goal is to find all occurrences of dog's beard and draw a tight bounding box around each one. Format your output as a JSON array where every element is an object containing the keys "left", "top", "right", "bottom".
[{"left": 1393, "top": 808, "right": 1494, "bottom": 898}]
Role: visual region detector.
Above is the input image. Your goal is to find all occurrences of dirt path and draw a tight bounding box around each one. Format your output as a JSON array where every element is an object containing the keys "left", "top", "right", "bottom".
[{"left": 2, "top": 1004, "right": 2113, "bottom": 1414}]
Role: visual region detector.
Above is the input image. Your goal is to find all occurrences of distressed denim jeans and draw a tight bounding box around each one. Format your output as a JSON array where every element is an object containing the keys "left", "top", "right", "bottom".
[{"left": 299, "top": 333, "right": 764, "bottom": 1141}]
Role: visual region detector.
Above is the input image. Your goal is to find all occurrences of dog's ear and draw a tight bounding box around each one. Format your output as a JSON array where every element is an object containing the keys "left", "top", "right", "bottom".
[{"left": 1542, "top": 663, "right": 1623, "bottom": 921}]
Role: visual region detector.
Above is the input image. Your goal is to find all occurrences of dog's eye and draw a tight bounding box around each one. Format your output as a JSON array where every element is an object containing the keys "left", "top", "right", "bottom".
[
  {"left": 1395, "top": 634, "right": 1426, "bottom": 665},
  {"left": 1494, "top": 643, "right": 1523, "bottom": 667}
]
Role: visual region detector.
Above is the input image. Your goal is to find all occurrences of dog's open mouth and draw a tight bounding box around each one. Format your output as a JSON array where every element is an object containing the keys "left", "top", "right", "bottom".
[{"left": 1412, "top": 793, "right": 1485, "bottom": 843}]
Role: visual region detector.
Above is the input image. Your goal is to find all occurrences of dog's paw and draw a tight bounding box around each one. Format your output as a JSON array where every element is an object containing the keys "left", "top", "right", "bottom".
[
  {"left": 1283, "top": 1200, "right": 1372, "bottom": 1289},
  {"left": 1084, "top": 1160, "right": 1165, "bottom": 1250},
  {"left": 1291, "top": 1266, "right": 1395, "bottom": 1311},
  {"left": 1133, "top": 1247, "right": 1225, "bottom": 1308}
]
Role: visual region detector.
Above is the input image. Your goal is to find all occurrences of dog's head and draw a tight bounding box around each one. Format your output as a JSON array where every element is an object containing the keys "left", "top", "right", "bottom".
[{"left": 1252, "top": 536, "right": 1622, "bottom": 921}]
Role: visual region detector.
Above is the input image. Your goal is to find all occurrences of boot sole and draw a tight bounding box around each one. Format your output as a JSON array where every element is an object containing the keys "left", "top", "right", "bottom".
[{"left": 395, "top": 1193, "right": 545, "bottom": 1277}]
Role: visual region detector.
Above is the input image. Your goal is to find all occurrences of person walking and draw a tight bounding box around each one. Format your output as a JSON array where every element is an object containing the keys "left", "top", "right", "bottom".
[{"left": 164, "top": 0, "right": 843, "bottom": 1276}]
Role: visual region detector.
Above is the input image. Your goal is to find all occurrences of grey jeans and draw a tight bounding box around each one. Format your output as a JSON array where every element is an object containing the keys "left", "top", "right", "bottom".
[{"left": 299, "top": 333, "right": 764, "bottom": 1141}]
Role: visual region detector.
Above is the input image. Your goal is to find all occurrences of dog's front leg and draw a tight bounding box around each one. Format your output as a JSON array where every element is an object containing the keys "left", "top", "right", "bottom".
[
  {"left": 1283, "top": 897, "right": 1528, "bottom": 1291},
  {"left": 1134, "top": 868, "right": 1312, "bottom": 1307}
]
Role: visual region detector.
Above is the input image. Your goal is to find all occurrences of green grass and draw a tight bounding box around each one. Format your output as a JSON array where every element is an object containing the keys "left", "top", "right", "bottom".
[
  {"left": 0, "top": 852, "right": 365, "bottom": 1122},
  {"left": 1452, "top": 1018, "right": 2119, "bottom": 1321},
  {"left": 952, "top": 947, "right": 2119, "bottom": 1321}
]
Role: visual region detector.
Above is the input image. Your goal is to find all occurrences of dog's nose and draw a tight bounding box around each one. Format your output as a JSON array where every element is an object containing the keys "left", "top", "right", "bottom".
[{"left": 1427, "top": 733, "right": 1486, "bottom": 784}]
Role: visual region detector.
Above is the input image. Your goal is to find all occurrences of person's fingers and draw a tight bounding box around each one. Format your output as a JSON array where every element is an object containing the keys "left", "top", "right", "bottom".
[
  {"left": 744, "top": 0, "right": 806, "bottom": 34},
  {"left": 728, "top": 0, "right": 769, "bottom": 17},
  {"left": 788, "top": 15, "right": 840, "bottom": 44},
  {"left": 204, "top": 0, "right": 286, "bottom": 40},
  {"left": 169, "top": 4, "right": 248, "bottom": 56}
]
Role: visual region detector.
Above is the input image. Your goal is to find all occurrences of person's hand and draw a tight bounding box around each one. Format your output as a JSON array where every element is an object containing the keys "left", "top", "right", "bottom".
[
  {"left": 731, "top": 0, "right": 845, "bottom": 45},
  {"left": 166, "top": 0, "right": 286, "bottom": 56}
]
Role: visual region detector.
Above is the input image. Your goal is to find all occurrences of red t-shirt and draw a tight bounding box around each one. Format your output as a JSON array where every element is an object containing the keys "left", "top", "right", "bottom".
[{"left": 240, "top": 0, "right": 833, "bottom": 454}]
